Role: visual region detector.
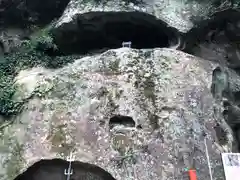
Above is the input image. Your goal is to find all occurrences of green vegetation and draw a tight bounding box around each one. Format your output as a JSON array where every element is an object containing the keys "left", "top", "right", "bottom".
[
  {"left": 0, "top": 74, "right": 23, "bottom": 117},
  {"left": 0, "top": 27, "right": 79, "bottom": 118}
]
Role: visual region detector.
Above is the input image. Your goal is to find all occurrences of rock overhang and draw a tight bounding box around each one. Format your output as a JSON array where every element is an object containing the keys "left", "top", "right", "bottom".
[{"left": 51, "top": 11, "right": 181, "bottom": 55}]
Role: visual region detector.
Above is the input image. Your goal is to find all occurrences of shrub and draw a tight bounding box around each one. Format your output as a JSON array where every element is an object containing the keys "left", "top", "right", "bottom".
[
  {"left": 0, "top": 74, "right": 23, "bottom": 117},
  {"left": 0, "top": 27, "right": 78, "bottom": 118}
]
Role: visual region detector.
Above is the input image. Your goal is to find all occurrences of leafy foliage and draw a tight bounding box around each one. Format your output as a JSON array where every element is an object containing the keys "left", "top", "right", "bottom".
[
  {"left": 0, "top": 27, "right": 78, "bottom": 118},
  {"left": 0, "top": 74, "right": 23, "bottom": 117}
]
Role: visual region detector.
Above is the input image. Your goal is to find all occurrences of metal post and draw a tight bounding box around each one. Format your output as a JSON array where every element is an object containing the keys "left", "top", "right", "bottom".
[
  {"left": 64, "top": 151, "right": 75, "bottom": 180},
  {"left": 204, "top": 138, "right": 213, "bottom": 180}
]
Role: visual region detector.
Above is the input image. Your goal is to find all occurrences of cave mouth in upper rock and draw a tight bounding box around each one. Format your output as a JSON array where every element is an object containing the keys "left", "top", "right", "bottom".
[
  {"left": 182, "top": 9, "right": 240, "bottom": 74},
  {"left": 51, "top": 11, "right": 180, "bottom": 55}
]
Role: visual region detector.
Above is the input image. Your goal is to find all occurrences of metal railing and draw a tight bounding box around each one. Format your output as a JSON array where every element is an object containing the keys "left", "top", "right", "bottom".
[{"left": 64, "top": 152, "right": 75, "bottom": 180}]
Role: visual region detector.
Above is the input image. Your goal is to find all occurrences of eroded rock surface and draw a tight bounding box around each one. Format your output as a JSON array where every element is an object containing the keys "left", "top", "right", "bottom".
[
  {"left": 55, "top": 0, "right": 240, "bottom": 33},
  {"left": 0, "top": 48, "right": 235, "bottom": 180}
]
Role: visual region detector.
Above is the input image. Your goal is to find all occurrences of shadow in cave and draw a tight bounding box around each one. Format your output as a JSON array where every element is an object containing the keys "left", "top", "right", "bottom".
[
  {"left": 183, "top": 9, "right": 240, "bottom": 53},
  {"left": 182, "top": 9, "right": 240, "bottom": 73},
  {"left": 51, "top": 11, "right": 181, "bottom": 55},
  {"left": 109, "top": 115, "right": 135, "bottom": 130},
  {"left": 14, "top": 158, "right": 117, "bottom": 180},
  {"left": 214, "top": 122, "right": 228, "bottom": 146}
]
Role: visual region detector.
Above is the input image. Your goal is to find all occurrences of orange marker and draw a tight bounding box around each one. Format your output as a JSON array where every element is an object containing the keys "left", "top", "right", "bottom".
[{"left": 188, "top": 169, "right": 197, "bottom": 180}]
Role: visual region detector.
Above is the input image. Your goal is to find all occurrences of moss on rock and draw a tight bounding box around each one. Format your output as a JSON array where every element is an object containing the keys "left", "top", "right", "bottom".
[{"left": 0, "top": 26, "right": 80, "bottom": 118}]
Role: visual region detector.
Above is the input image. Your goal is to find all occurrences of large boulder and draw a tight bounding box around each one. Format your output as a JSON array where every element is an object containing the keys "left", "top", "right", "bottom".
[
  {"left": 0, "top": 48, "right": 237, "bottom": 180},
  {"left": 55, "top": 0, "right": 240, "bottom": 33},
  {"left": 50, "top": 0, "right": 240, "bottom": 65}
]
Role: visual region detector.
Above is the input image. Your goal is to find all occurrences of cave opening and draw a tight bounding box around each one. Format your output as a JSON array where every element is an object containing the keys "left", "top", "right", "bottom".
[
  {"left": 14, "top": 158, "right": 117, "bottom": 180},
  {"left": 51, "top": 11, "right": 180, "bottom": 55},
  {"left": 109, "top": 115, "right": 135, "bottom": 130},
  {"left": 182, "top": 9, "right": 240, "bottom": 74}
]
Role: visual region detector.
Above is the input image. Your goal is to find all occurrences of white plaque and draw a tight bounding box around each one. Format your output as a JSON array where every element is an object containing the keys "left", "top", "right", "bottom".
[{"left": 222, "top": 153, "right": 240, "bottom": 180}]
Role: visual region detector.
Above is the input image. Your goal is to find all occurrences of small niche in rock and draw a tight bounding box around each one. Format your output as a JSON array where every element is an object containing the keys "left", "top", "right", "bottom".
[
  {"left": 214, "top": 122, "right": 228, "bottom": 145},
  {"left": 222, "top": 101, "right": 240, "bottom": 152},
  {"left": 109, "top": 115, "right": 135, "bottom": 130},
  {"left": 210, "top": 66, "right": 233, "bottom": 102},
  {"left": 13, "top": 158, "right": 116, "bottom": 180},
  {"left": 136, "top": 124, "right": 143, "bottom": 129},
  {"left": 210, "top": 66, "right": 240, "bottom": 105},
  {"left": 231, "top": 91, "right": 240, "bottom": 106},
  {"left": 51, "top": 11, "right": 181, "bottom": 55}
]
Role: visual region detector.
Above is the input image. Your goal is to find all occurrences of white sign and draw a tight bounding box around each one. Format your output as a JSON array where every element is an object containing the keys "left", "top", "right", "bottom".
[{"left": 222, "top": 153, "right": 240, "bottom": 180}]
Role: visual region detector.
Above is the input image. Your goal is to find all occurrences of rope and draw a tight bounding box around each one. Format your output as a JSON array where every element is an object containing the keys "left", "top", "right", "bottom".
[{"left": 204, "top": 137, "right": 213, "bottom": 180}]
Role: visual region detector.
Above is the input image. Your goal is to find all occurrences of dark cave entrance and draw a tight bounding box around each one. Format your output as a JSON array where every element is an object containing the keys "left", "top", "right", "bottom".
[
  {"left": 182, "top": 9, "right": 240, "bottom": 74},
  {"left": 51, "top": 11, "right": 180, "bottom": 55},
  {"left": 109, "top": 115, "right": 135, "bottom": 130},
  {"left": 14, "top": 158, "right": 116, "bottom": 180}
]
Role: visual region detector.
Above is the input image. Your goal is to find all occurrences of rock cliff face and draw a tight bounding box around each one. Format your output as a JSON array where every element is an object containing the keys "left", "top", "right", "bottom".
[
  {"left": 55, "top": 0, "right": 240, "bottom": 33},
  {"left": 0, "top": 48, "right": 237, "bottom": 180},
  {"left": 1, "top": 0, "right": 240, "bottom": 180}
]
